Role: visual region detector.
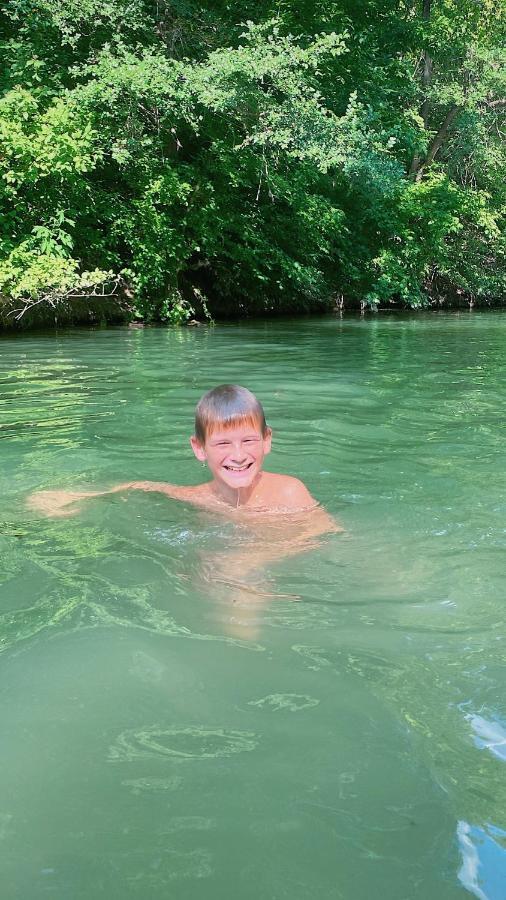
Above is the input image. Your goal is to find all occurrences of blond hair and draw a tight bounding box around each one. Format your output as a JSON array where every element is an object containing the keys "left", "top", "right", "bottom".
[{"left": 194, "top": 385, "right": 267, "bottom": 443}]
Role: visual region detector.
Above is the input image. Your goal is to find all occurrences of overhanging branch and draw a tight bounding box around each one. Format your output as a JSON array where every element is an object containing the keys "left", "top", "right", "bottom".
[{"left": 7, "top": 274, "right": 126, "bottom": 322}]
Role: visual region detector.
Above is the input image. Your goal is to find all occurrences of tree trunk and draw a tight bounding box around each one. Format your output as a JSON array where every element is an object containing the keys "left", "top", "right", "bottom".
[
  {"left": 409, "top": 0, "right": 433, "bottom": 177},
  {"left": 415, "top": 104, "right": 460, "bottom": 180}
]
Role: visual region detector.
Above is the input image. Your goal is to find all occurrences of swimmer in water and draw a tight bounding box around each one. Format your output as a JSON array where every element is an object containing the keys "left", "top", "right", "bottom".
[
  {"left": 28, "top": 384, "right": 339, "bottom": 526},
  {"left": 28, "top": 385, "right": 342, "bottom": 635}
]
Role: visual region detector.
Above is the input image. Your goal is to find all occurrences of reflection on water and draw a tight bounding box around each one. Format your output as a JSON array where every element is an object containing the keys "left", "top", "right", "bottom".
[
  {"left": 1, "top": 315, "right": 505, "bottom": 898},
  {"left": 457, "top": 821, "right": 506, "bottom": 900},
  {"left": 466, "top": 714, "right": 506, "bottom": 762}
]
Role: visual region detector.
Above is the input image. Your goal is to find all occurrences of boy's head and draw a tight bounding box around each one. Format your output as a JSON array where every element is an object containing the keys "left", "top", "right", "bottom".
[
  {"left": 194, "top": 384, "right": 268, "bottom": 444},
  {"left": 191, "top": 385, "right": 272, "bottom": 490}
]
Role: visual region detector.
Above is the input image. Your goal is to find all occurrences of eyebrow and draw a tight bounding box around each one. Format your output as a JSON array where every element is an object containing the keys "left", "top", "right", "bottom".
[{"left": 209, "top": 433, "right": 261, "bottom": 442}]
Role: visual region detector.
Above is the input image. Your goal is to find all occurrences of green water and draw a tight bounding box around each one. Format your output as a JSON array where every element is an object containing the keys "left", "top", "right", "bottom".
[{"left": 1, "top": 314, "right": 505, "bottom": 900}]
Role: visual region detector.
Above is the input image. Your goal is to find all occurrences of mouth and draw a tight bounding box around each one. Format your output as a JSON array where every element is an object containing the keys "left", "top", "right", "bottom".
[{"left": 223, "top": 462, "right": 253, "bottom": 473}]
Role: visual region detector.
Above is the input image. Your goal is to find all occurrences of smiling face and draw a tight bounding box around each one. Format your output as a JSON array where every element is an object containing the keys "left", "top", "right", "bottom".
[{"left": 190, "top": 421, "right": 272, "bottom": 493}]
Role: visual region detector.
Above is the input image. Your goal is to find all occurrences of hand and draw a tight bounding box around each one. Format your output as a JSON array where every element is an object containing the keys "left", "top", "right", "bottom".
[{"left": 26, "top": 490, "right": 98, "bottom": 518}]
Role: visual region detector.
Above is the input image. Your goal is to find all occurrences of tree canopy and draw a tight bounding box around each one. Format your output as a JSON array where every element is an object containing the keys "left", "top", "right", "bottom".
[{"left": 1, "top": 0, "right": 505, "bottom": 324}]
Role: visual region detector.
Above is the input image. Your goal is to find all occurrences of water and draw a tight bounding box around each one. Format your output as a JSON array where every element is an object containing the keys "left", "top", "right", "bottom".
[{"left": 1, "top": 313, "right": 505, "bottom": 899}]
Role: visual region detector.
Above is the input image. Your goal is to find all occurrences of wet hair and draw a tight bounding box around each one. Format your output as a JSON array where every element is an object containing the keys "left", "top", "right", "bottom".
[{"left": 194, "top": 384, "right": 268, "bottom": 443}]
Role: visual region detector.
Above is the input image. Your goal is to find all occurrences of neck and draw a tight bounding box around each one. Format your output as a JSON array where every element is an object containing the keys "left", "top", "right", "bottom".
[{"left": 212, "top": 473, "right": 261, "bottom": 508}]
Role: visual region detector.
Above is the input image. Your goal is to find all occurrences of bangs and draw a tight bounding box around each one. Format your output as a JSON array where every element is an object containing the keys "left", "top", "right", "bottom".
[{"left": 203, "top": 412, "right": 264, "bottom": 438}]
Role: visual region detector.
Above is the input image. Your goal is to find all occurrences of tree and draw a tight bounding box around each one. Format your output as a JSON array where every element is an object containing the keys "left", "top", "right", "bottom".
[{"left": 1, "top": 0, "right": 504, "bottom": 325}]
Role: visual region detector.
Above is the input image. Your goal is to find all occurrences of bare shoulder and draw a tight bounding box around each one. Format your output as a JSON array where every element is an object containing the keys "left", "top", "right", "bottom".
[
  {"left": 261, "top": 473, "right": 317, "bottom": 510},
  {"left": 259, "top": 473, "right": 343, "bottom": 534}
]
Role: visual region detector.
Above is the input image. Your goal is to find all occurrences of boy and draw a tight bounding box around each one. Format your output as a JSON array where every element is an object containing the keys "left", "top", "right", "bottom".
[
  {"left": 29, "top": 385, "right": 340, "bottom": 636},
  {"left": 28, "top": 385, "right": 340, "bottom": 539}
]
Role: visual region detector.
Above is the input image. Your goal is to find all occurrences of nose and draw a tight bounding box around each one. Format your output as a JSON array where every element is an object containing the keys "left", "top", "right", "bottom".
[{"left": 230, "top": 442, "right": 248, "bottom": 462}]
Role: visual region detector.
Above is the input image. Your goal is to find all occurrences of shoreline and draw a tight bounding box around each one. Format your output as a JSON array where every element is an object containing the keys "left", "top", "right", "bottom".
[{"left": 2, "top": 302, "right": 506, "bottom": 335}]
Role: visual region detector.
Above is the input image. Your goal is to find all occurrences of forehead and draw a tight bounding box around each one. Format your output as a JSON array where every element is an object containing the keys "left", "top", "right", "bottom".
[{"left": 205, "top": 415, "right": 263, "bottom": 441}]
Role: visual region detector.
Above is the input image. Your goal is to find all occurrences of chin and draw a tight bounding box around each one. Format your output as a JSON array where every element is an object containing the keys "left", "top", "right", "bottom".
[
  {"left": 226, "top": 476, "right": 255, "bottom": 488},
  {"left": 221, "top": 469, "right": 256, "bottom": 488}
]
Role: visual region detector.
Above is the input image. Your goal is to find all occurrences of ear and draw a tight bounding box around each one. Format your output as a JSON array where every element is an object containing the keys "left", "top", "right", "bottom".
[
  {"left": 190, "top": 435, "right": 207, "bottom": 463},
  {"left": 263, "top": 426, "right": 272, "bottom": 455}
]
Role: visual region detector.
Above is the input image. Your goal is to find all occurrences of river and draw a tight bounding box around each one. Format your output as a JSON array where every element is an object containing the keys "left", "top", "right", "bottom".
[{"left": 1, "top": 312, "right": 505, "bottom": 899}]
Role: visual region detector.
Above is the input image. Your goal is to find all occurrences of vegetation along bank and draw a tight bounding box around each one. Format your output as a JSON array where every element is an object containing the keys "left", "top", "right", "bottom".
[{"left": 1, "top": 0, "right": 505, "bottom": 328}]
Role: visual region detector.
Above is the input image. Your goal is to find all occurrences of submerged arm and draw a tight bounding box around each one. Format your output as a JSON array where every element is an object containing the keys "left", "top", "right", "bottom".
[
  {"left": 26, "top": 480, "right": 188, "bottom": 517},
  {"left": 208, "top": 503, "right": 342, "bottom": 586},
  {"left": 203, "top": 503, "right": 342, "bottom": 640}
]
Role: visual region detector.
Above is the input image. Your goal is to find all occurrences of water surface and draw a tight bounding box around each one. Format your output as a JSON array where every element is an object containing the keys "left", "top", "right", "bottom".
[{"left": 1, "top": 313, "right": 505, "bottom": 899}]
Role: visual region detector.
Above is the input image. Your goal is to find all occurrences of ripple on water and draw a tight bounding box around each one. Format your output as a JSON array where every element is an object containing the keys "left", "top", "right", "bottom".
[
  {"left": 0, "top": 813, "right": 13, "bottom": 841},
  {"left": 159, "top": 816, "right": 214, "bottom": 834},
  {"left": 247, "top": 693, "right": 319, "bottom": 712},
  {"left": 129, "top": 650, "right": 166, "bottom": 685},
  {"left": 121, "top": 776, "right": 184, "bottom": 795},
  {"left": 125, "top": 848, "right": 213, "bottom": 884},
  {"left": 292, "top": 643, "right": 404, "bottom": 683},
  {"left": 109, "top": 725, "right": 258, "bottom": 762},
  {"left": 249, "top": 818, "right": 302, "bottom": 837},
  {"left": 291, "top": 644, "right": 333, "bottom": 670},
  {"left": 262, "top": 607, "right": 334, "bottom": 630}
]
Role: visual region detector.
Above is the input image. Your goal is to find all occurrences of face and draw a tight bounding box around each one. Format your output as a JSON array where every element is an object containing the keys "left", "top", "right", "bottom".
[{"left": 190, "top": 422, "right": 272, "bottom": 491}]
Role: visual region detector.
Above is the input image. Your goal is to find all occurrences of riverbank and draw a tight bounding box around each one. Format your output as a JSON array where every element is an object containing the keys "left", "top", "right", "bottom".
[{"left": 2, "top": 293, "right": 505, "bottom": 332}]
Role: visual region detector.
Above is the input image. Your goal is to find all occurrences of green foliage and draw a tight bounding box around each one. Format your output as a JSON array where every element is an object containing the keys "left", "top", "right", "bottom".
[
  {"left": 0, "top": 0, "right": 505, "bottom": 325},
  {"left": 366, "top": 174, "right": 505, "bottom": 307}
]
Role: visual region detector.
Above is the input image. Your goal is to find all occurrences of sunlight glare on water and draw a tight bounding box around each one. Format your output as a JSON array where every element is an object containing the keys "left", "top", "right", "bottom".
[{"left": 0, "top": 313, "right": 505, "bottom": 899}]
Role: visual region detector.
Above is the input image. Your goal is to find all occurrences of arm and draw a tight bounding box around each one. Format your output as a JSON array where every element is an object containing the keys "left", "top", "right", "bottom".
[
  {"left": 26, "top": 480, "right": 187, "bottom": 517},
  {"left": 213, "top": 475, "right": 342, "bottom": 580},
  {"left": 216, "top": 503, "right": 341, "bottom": 579}
]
